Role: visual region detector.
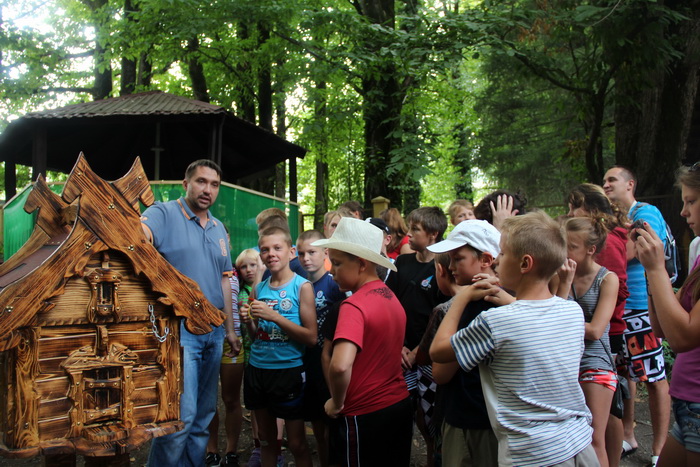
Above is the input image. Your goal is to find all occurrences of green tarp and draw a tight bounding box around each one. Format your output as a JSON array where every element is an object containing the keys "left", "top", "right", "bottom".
[{"left": 3, "top": 182, "right": 299, "bottom": 262}]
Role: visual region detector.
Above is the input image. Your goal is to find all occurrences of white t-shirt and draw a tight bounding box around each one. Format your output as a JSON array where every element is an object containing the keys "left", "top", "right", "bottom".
[{"left": 451, "top": 296, "right": 593, "bottom": 467}]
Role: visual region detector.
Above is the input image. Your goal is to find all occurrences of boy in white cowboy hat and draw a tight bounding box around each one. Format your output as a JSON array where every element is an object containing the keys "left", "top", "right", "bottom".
[{"left": 313, "top": 217, "right": 412, "bottom": 466}]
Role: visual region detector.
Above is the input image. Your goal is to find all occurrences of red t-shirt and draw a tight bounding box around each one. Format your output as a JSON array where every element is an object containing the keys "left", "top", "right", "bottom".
[
  {"left": 387, "top": 235, "right": 410, "bottom": 260},
  {"left": 333, "top": 280, "right": 409, "bottom": 415},
  {"left": 597, "top": 226, "right": 630, "bottom": 336}
]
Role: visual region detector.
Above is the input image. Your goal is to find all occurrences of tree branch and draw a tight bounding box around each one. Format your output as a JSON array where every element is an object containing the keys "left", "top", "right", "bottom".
[{"left": 272, "top": 30, "right": 364, "bottom": 93}]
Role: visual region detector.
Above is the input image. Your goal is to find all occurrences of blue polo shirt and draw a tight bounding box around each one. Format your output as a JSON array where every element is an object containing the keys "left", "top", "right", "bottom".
[
  {"left": 141, "top": 197, "right": 233, "bottom": 310},
  {"left": 627, "top": 201, "right": 667, "bottom": 310}
]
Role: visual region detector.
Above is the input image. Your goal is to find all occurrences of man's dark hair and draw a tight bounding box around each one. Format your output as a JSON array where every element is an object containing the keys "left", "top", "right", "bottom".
[
  {"left": 612, "top": 165, "right": 636, "bottom": 183},
  {"left": 185, "top": 159, "right": 222, "bottom": 181}
]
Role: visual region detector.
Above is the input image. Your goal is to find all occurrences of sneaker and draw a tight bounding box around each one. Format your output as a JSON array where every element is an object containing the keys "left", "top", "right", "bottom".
[
  {"left": 221, "top": 452, "right": 239, "bottom": 467},
  {"left": 205, "top": 452, "right": 221, "bottom": 466},
  {"left": 247, "top": 448, "right": 261, "bottom": 467},
  {"left": 276, "top": 453, "right": 285, "bottom": 467}
]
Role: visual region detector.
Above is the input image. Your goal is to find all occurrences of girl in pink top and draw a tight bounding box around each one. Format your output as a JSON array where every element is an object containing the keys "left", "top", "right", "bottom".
[{"left": 635, "top": 163, "right": 700, "bottom": 466}]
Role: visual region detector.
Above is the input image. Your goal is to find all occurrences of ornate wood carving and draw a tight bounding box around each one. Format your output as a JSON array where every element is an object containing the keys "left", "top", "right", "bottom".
[
  {"left": 155, "top": 318, "right": 180, "bottom": 423},
  {"left": 0, "top": 222, "right": 105, "bottom": 352},
  {"left": 111, "top": 158, "right": 155, "bottom": 211},
  {"left": 0, "top": 155, "right": 220, "bottom": 460},
  {"left": 60, "top": 154, "right": 224, "bottom": 335},
  {"left": 61, "top": 342, "right": 138, "bottom": 441},
  {"left": 85, "top": 255, "right": 123, "bottom": 324},
  {"left": 8, "top": 329, "right": 40, "bottom": 449},
  {"left": 0, "top": 176, "right": 70, "bottom": 275}
]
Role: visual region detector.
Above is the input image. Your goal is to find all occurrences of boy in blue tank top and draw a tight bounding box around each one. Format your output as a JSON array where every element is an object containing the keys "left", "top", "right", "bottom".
[{"left": 241, "top": 226, "right": 317, "bottom": 467}]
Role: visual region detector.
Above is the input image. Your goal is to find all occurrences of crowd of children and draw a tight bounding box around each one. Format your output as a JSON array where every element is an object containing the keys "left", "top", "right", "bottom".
[{"left": 198, "top": 165, "right": 700, "bottom": 467}]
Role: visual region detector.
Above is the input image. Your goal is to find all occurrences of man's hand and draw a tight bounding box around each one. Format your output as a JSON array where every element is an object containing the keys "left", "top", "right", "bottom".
[{"left": 225, "top": 334, "right": 242, "bottom": 358}]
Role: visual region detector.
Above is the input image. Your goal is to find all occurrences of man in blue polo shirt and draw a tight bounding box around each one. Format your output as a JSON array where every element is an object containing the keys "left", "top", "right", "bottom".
[
  {"left": 142, "top": 159, "right": 240, "bottom": 467},
  {"left": 604, "top": 165, "right": 670, "bottom": 466}
]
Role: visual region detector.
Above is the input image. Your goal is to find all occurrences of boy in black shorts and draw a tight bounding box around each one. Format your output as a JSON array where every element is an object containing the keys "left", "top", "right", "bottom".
[{"left": 240, "top": 226, "right": 317, "bottom": 467}]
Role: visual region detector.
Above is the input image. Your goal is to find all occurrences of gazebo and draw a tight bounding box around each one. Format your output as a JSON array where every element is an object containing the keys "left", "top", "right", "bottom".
[{"left": 0, "top": 91, "right": 306, "bottom": 200}]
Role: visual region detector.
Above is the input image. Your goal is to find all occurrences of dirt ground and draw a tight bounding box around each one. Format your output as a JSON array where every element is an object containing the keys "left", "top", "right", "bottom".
[{"left": 0, "top": 390, "right": 664, "bottom": 466}]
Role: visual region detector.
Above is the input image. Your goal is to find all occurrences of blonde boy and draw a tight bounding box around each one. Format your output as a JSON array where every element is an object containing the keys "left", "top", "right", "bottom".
[
  {"left": 241, "top": 226, "right": 317, "bottom": 467},
  {"left": 430, "top": 212, "right": 595, "bottom": 466}
]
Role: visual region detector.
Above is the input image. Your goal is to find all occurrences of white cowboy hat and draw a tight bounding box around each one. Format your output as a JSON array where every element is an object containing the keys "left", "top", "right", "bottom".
[{"left": 312, "top": 217, "right": 397, "bottom": 272}]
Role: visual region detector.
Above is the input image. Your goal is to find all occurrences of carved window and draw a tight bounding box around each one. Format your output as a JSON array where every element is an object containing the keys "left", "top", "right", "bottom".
[{"left": 83, "top": 367, "right": 122, "bottom": 425}]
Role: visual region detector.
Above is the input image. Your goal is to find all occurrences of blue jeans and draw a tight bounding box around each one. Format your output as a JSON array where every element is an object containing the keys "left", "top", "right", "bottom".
[
  {"left": 670, "top": 398, "right": 700, "bottom": 453},
  {"left": 148, "top": 322, "right": 225, "bottom": 467}
]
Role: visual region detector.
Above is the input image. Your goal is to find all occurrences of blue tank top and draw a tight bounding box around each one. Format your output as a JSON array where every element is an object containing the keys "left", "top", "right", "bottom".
[{"left": 249, "top": 274, "right": 308, "bottom": 369}]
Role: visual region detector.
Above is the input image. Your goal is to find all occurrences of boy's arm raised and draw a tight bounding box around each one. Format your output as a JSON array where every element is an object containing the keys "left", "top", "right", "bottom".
[{"left": 431, "top": 281, "right": 499, "bottom": 368}]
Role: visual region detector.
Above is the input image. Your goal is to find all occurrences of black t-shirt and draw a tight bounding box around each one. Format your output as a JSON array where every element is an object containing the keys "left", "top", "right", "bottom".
[
  {"left": 443, "top": 299, "right": 492, "bottom": 430},
  {"left": 386, "top": 253, "right": 446, "bottom": 349}
]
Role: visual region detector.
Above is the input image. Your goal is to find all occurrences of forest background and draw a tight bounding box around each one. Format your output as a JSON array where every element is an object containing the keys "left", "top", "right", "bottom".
[{"left": 1, "top": 0, "right": 699, "bottom": 228}]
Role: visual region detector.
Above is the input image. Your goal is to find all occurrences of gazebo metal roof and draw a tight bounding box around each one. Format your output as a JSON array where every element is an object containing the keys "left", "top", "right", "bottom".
[{"left": 0, "top": 91, "right": 306, "bottom": 199}]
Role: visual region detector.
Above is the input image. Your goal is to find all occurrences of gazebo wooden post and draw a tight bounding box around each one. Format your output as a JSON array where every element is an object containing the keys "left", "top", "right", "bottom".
[
  {"left": 4, "top": 161, "right": 16, "bottom": 200},
  {"left": 31, "top": 124, "right": 47, "bottom": 181}
]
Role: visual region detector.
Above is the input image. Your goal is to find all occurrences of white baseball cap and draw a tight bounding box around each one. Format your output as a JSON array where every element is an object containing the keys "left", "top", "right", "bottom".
[{"left": 427, "top": 219, "right": 501, "bottom": 257}]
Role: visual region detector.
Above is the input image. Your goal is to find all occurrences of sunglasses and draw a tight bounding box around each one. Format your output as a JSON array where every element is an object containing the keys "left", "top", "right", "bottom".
[{"left": 690, "top": 162, "right": 700, "bottom": 172}]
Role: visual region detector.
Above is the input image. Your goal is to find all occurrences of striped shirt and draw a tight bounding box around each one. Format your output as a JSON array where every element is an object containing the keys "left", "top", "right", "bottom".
[{"left": 451, "top": 296, "right": 593, "bottom": 466}]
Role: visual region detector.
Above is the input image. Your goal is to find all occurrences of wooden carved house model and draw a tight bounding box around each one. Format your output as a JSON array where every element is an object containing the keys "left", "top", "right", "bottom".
[{"left": 0, "top": 156, "right": 225, "bottom": 458}]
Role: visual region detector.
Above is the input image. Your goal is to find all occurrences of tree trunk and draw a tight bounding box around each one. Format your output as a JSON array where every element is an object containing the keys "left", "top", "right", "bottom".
[
  {"left": 82, "top": 0, "right": 112, "bottom": 100},
  {"left": 357, "top": 0, "right": 405, "bottom": 211},
  {"left": 236, "top": 23, "right": 256, "bottom": 123},
  {"left": 313, "top": 80, "right": 329, "bottom": 229},
  {"left": 121, "top": 56, "right": 136, "bottom": 95},
  {"left": 187, "top": 37, "right": 209, "bottom": 103},
  {"left": 258, "top": 26, "right": 273, "bottom": 131},
  {"left": 246, "top": 24, "right": 275, "bottom": 196},
  {"left": 615, "top": 1, "right": 700, "bottom": 196},
  {"left": 138, "top": 52, "right": 152, "bottom": 87},
  {"left": 275, "top": 77, "right": 287, "bottom": 200}
]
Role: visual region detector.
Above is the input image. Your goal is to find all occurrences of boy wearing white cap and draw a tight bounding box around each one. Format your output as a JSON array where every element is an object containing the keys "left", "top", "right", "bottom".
[
  {"left": 313, "top": 217, "right": 412, "bottom": 466},
  {"left": 422, "top": 220, "right": 503, "bottom": 467}
]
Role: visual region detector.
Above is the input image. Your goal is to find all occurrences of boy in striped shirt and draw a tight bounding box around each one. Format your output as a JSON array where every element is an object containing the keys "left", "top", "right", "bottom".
[{"left": 430, "top": 212, "right": 596, "bottom": 466}]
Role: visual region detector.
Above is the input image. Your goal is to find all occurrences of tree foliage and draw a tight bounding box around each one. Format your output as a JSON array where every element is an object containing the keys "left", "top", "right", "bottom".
[{"left": 1, "top": 0, "right": 698, "bottom": 214}]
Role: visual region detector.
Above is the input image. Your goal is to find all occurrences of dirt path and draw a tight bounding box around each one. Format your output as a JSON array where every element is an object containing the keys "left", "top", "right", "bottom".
[{"left": 0, "top": 392, "right": 662, "bottom": 466}]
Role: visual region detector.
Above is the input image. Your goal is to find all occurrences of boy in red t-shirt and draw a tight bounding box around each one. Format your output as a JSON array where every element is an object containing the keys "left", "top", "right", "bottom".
[{"left": 313, "top": 217, "right": 412, "bottom": 466}]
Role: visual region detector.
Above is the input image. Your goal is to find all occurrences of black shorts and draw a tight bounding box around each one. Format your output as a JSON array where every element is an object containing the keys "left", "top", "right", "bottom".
[
  {"left": 328, "top": 397, "right": 413, "bottom": 467},
  {"left": 302, "top": 347, "right": 331, "bottom": 421},
  {"left": 244, "top": 365, "right": 305, "bottom": 420}
]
